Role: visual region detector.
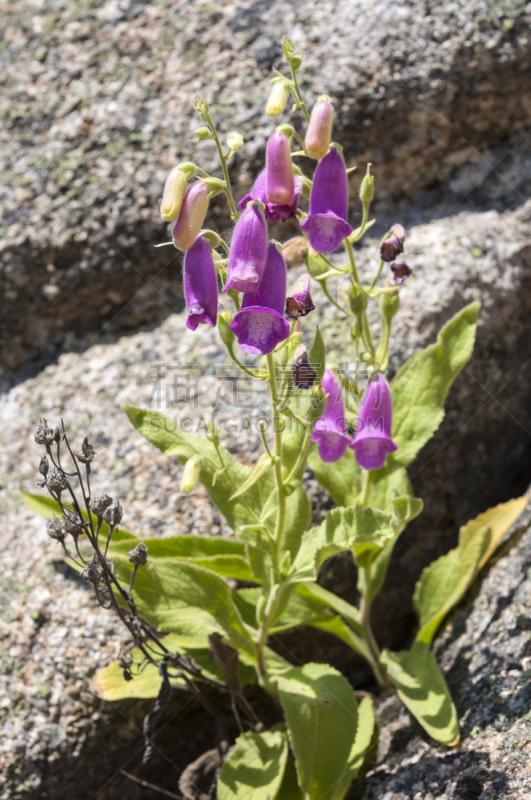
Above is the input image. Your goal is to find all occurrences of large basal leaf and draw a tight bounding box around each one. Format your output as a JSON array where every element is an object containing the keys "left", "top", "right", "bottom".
[
  {"left": 217, "top": 729, "right": 288, "bottom": 800},
  {"left": 276, "top": 754, "right": 304, "bottom": 800},
  {"left": 277, "top": 663, "right": 359, "bottom": 800},
  {"left": 107, "top": 534, "right": 256, "bottom": 582},
  {"left": 123, "top": 405, "right": 273, "bottom": 534},
  {"left": 23, "top": 491, "right": 136, "bottom": 541},
  {"left": 288, "top": 505, "right": 396, "bottom": 582},
  {"left": 381, "top": 642, "right": 459, "bottom": 746},
  {"left": 114, "top": 557, "right": 256, "bottom": 657},
  {"left": 307, "top": 444, "right": 361, "bottom": 508},
  {"left": 383, "top": 301, "right": 480, "bottom": 473},
  {"left": 414, "top": 495, "right": 528, "bottom": 645}
]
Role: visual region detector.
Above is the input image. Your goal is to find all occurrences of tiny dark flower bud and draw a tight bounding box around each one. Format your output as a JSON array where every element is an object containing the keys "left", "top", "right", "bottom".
[
  {"left": 48, "top": 467, "right": 68, "bottom": 492},
  {"left": 47, "top": 516, "right": 66, "bottom": 542},
  {"left": 77, "top": 437, "right": 96, "bottom": 464},
  {"left": 291, "top": 346, "right": 317, "bottom": 390},
  {"left": 380, "top": 224, "right": 405, "bottom": 262},
  {"left": 34, "top": 419, "right": 55, "bottom": 446},
  {"left": 128, "top": 541, "right": 148, "bottom": 567},
  {"left": 391, "top": 259, "right": 413, "bottom": 286},
  {"left": 82, "top": 558, "right": 103, "bottom": 584},
  {"left": 91, "top": 494, "right": 113, "bottom": 517},
  {"left": 103, "top": 502, "right": 123, "bottom": 527},
  {"left": 53, "top": 427, "right": 61, "bottom": 444},
  {"left": 285, "top": 275, "right": 315, "bottom": 320},
  {"left": 39, "top": 456, "right": 49, "bottom": 477}
]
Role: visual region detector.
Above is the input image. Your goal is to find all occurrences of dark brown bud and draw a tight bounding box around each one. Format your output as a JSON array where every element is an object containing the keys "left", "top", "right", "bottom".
[
  {"left": 39, "top": 456, "right": 49, "bottom": 477},
  {"left": 380, "top": 224, "right": 405, "bottom": 263},
  {"left": 128, "top": 542, "right": 148, "bottom": 567},
  {"left": 82, "top": 558, "right": 103, "bottom": 583},
  {"left": 47, "top": 517, "right": 66, "bottom": 542},
  {"left": 53, "top": 427, "right": 61, "bottom": 444},
  {"left": 103, "top": 502, "right": 123, "bottom": 527},
  {"left": 291, "top": 345, "right": 317, "bottom": 390},
  {"left": 48, "top": 468, "right": 68, "bottom": 492},
  {"left": 34, "top": 419, "right": 55, "bottom": 446},
  {"left": 91, "top": 494, "right": 113, "bottom": 517},
  {"left": 76, "top": 437, "right": 96, "bottom": 464}
]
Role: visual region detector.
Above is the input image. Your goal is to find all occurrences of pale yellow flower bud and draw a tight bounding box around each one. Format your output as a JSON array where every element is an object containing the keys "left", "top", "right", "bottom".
[
  {"left": 180, "top": 455, "right": 202, "bottom": 493},
  {"left": 304, "top": 96, "right": 333, "bottom": 160},
  {"left": 266, "top": 81, "right": 291, "bottom": 117},
  {"left": 227, "top": 131, "right": 244, "bottom": 152},
  {"left": 160, "top": 163, "right": 195, "bottom": 222}
]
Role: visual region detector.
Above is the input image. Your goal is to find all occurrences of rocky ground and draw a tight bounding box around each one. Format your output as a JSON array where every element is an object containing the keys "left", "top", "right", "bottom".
[{"left": 2, "top": 0, "right": 531, "bottom": 374}]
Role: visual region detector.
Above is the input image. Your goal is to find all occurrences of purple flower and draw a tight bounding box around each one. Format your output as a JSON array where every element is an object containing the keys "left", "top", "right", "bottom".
[
  {"left": 305, "top": 95, "right": 333, "bottom": 161},
  {"left": 285, "top": 274, "right": 315, "bottom": 320},
  {"left": 238, "top": 170, "right": 302, "bottom": 223},
  {"left": 172, "top": 181, "right": 210, "bottom": 252},
  {"left": 300, "top": 145, "right": 353, "bottom": 254},
  {"left": 380, "top": 224, "right": 405, "bottom": 262},
  {"left": 311, "top": 368, "right": 353, "bottom": 463},
  {"left": 391, "top": 259, "right": 412, "bottom": 285},
  {"left": 266, "top": 129, "right": 295, "bottom": 206},
  {"left": 229, "top": 243, "right": 290, "bottom": 355},
  {"left": 350, "top": 373, "right": 397, "bottom": 471},
  {"left": 184, "top": 234, "right": 218, "bottom": 331},
  {"left": 223, "top": 201, "right": 268, "bottom": 294}
]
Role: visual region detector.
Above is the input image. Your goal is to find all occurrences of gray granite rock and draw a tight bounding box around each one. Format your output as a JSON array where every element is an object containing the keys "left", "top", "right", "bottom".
[{"left": 2, "top": 0, "right": 531, "bottom": 374}]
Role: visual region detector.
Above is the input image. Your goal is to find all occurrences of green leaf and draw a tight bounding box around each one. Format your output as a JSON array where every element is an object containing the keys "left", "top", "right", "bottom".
[
  {"left": 347, "top": 696, "right": 375, "bottom": 778},
  {"left": 114, "top": 557, "right": 256, "bottom": 657},
  {"left": 307, "top": 444, "right": 361, "bottom": 508},
  {"left": 276, "top": 754, "right": 304, "bottom": 800},
  {"left": 277, "top": 663, "right": 359, "bottom": 800},
  {"left": 309, "top": 326, "right": 326, "bottom": 382},
  {"left": 123, "top": 405, "right": 272, "bottom": 534},
  {"left": 229, "top": 453, "right": 276, "bottom": 500},
  {"left": 296, "top": 583, "right": 364, "bottom": 638},
  {"left": 414, "top": 495, "right": 528, "bottom": 644},
  {"left": 381, "top": 642, "right": 459, "bottom": 746},
  {"left": 282, "top": 485, "right": 312, "bottom": 560},
  {"left": 217, "top": 730, "right": 288, "bottom": 800},
  {"left": 288, "top": 505, "right": 396, "bottom": 582},
  {"left": 384, "top": 302, "right": 480, "bottom": 473},
  {"left": 23, "top": 491, "right": 136, "bottom": 541}
]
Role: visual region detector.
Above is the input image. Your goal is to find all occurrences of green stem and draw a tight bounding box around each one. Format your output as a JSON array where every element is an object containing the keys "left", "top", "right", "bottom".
[
  {"left": 344, "top": 238, "right": 360, "bottom": 284},
  {"left": 320, "top": 280, "right": 351, "bottom": 317},
  {"left": 289, "top": 66, "right": 310, "bottom": 123},
  {"left": 359, "top": 564, "right": 388, "bottom": 690},
  {"left": 376, "top": 314, "right": 391, "bottom": 369},
  {"left": 266, "top": 353, "right": 286, "bottom": 565},
  {"left": 369, "top": 260, "right": 385, "bottom": 292},
  {"left": 359, "top": 469, "right": 371, "bottom": 508},
  {"left": 208, "top": 118, "right": 239, "bottom": 219}
]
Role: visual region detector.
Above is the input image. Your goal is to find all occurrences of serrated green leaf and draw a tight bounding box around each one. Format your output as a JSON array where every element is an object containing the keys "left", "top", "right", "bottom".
[
  {"left": 217, "top": 730, "right": 288, "bottom": 800},
  {"left": 282, "top": 485, "right": 312, "bottom": 560},
  {"left": 348, "top": 696, "right": 375, "bottom": 778},
  {"left": 309, "top": 327, "right": 326, "bottom": 382},
  {"left": 122, "top": 405, "right": 272, "bottom": 534},
  {"left": 288, "top": 505, "right": 396, "bottom": 582},
  {"left": 277, "top": 663, "right": 359, "bottom": 800},
  {"left": 307, "top": 444, "right": 361, "bottom": 507},
  {"left": 276, "top": 754, "right": 304, "bottom": 800},
  {"left": 230, "top": 453, "right": 276, "bottom": 500},
  {"left": 383, "top": 302, "right": 480, "bottom": 473},
  {"left": 381, "top": 642, "right": 459, "bottom": 746},
  {"left": 23, "top": 491, "right": 136, "bottom": 541},
  {"left": 414, "top": 495, "right": 528, "bottom": 644},
  {"left": 114, "top": 557, "right": 256, "bottom": 657},
  {"left": 237, "top": 525, "right": 275, "bottom": 554}
]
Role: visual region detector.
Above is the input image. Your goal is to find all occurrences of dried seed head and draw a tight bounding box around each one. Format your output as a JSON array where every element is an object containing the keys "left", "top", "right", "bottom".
[
  {"left": 103, "top": 502, "right": 123, "bottom": 527},
  {"left": 63, "top": 510, "right": 84, "bottom": 538},
  {"left": 118, "top": 648, "right": 133, "bottom": 670},
  {"left": 128, "top": 542, "right": 148, "bottom": 567},
  {"left": 76, "top": 437, "right": 96, "bottom": 464},
  {"left": 48, "top": 467, "right": 68, "bottom": 492},
  {"left": 39, "top": 456, "right": 49, "bottom": 477},
  {"left": 34, "top": 419, "right": 55, "bottom": 446},
  {"left": 47, "top": 517, "right": 66, "bottom": 542},
  {"left": 53, "top": 426, "right": 61, "bottom": 444},
  {"left": 82, "top": 558, "right": 103, "bottom": 583},
  {"left": 91, "top": 494, "right": 113, "bottom": 517}
]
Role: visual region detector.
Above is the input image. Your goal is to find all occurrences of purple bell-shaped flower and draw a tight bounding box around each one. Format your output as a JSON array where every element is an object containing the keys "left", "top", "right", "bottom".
[
  {"left": 183, "top": 234, "right": 218, "bottom": 331},
  {"left": 238, "top": 170, "right": 302, "bottom": 223},
  {"left": 229, "top": 243, "right": 290, "bottom": 355},
  {"left": 300, "top": 144, "right": 353, "bottom": 254},
  {"left": 350, "top": 373, "right": 397, "bottom": 470},
  {"left": 223, "top": 201, "right": 268, "bottom": 294},
  {"left": 311, "top": 368, "right": 353, "bottom": 463},
  {"left": 266, "top": 128, "right": 295, "bottom": 206}
]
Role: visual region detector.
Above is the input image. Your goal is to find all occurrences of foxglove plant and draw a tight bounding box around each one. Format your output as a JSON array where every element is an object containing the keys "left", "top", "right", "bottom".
[{"left": 28, "top": 35, "right": 528, "bottom": 800}]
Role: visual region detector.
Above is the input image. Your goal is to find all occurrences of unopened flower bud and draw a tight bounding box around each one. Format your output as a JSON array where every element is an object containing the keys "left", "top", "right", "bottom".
[
  {"left": 282, "top": 37, "right": 295, "bottom": 59},
  {"left": 380, "top": 224, "right": 405, "bottom": 263},
  {"left": 128, "top": 541, "right": 148, "bottom": 566},
  {"left": 348, "top": 283, "right": 368, "bottom": 322},
  {"left": 76, "top": 436, "right": 95, "bottom": 464},
  {"left": 307, "top": 385, "right": 328, "bottom": 427},
  {"left": 194, "top": 93, "right": 209, "bottom": 118},
  {"left": 226, "top": 131, "right": 243, "bottom": 152},
  {"left": 202, "top": 176, "right": 226, "bottom": 195},
  {"left": 206, "top": 421, "right": 220, "bottom": 447},
  {"left": 160, "top": 163, "right": 195, "bottom": 222},
  {"left": 103, "top": 502, "right": 123, "bottom": 528},
  {"left": 305, "top": 246, "right": 328, "bottom": 278},
  {"left": 194, "top": 126, "right": 213, "bottom": 140},
  {"left": 172, "top": 181, "right": 210, "bottom": 252},
  {"left": 380, "top": 281, "right": 400, "bottom": 320},
  {"left": 266, "top": 128, "right": 295, "bottom": 206},
  {"left": 391, "top": 259, "right": 412, "bottom": 286},
  {"left": 218, "top": 311, "right": 235, "bottom": 347},
  {"left": 91, "top": 494, "right": 113, "bottom": 517},
  {"left": 305, "top": 96, "right": 333, "bottom": 161},
  {"left": 285, "top": 274, "right": 315, "bottom": 320},
  {"left": 291, "top": 345, "right": 317, "bottom": 390},
  {"left": 359, "top": 163, "right": 374, "bottom": 205},
  {"left": 180, "top": 456, "right": 202, "bottom": 493},
  {"left": 48, "top": 467, "right": 68, "bottom": 492},
  {"left": 266, "top": 79, "right": 291, "bottom": 117}
]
